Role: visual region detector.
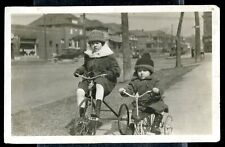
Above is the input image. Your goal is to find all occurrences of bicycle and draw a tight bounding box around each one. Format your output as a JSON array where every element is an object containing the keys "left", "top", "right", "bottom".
[
  {"left": 74, "top": 73, "right": 121, "bottom": 135},
  {"left": 118, "top": 90, "right": 173, "bottom": 135}
]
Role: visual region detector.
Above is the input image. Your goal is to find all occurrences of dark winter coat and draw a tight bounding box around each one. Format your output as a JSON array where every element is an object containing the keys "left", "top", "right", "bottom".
[
  {"left": 75, "top": 44, "right": 121, "bottom": 96},
  {"left": 123, "top": 74, "right": 168, "bottom": 114}
]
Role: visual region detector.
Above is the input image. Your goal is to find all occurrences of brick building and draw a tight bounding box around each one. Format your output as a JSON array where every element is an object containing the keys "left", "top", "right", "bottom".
[
  {"left": 11, "top": 13, "right": 179, "bottom": 60},
  {"left": 12, "top": 14, "right": 84, "bottom": 60},
  {"left": 11, "top": 14, "right": 124, "bottom": 60}
]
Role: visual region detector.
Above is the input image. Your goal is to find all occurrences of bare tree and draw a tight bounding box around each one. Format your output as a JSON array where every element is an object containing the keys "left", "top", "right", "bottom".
[
  {"left": 121, "top": 13, "right": 131, "bottom": 81},
  {"left": 194, "top": 12, "right": 201, "bottom": 62},
  {"left": 176, "top": 12, "right": 184, "bottom": 68},
  {"left": 43, "top": 14, "right": 48, "bottom": 61},
  {"left": 82, "top": 13, "right": 87, "bottom": 51}
]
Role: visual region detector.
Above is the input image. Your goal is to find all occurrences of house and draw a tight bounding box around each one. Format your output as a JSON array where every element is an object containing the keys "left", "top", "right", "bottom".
[
  {"left": 13, "top": 14, "right": 180, "bottom": 60},
  {"left": 30, "top": 14, "right": 84, "bottom": 54},
  {"left": 148, "top": 30, "right": 171, "bottom": 51},
  {"left": 130, "top": 30, "right": 149, "bottom": 53},
  {"left": 12, "top": 14, "right": 84, "bottom": 60}
]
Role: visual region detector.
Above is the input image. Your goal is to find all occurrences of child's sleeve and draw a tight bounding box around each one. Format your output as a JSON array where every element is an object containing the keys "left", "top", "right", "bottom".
[
  {"left": 74, "top": 54, "right": 88, "bottom": 75},
  {"left": 105, "top": 56, "right": 121, "bottom": 80},
  {"left": 151, "top": 77, "right": 164, "bottom": 100},
  {"left": 124, "top": 81, "right": 136, "bottom": 95},
  {"left": 151, "top": 73, "right": 164, "bottom": 94}
]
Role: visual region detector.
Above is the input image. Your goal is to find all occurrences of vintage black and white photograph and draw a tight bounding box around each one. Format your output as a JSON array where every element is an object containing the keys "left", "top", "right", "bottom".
[{"left": 5, "top": 6, "right": 220, "bottom": 143}]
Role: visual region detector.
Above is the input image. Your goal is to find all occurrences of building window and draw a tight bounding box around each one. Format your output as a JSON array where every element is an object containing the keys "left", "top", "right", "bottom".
[
  {"left": 19, "top": 38, "right": 36, "bottom": 56},
  {"left": 70, "top": 29, "right": 73, "bottom": 34},
  {"left": 61, "top": 39, "right": 65, "bottom": 44},
  {"left": 75, "top": 41, "right": 80, "bottom": 49},
  {"left": 72, "top": 20, "right": 78, "bottom": 24},
  {"left": 79, "top": 30, "right": 83, "bottom": 35},
  {"left": 69, "top": 39, "right": 75, "bottom": 48},
  {"left": 49, "top": 40, "right": 53, "bottom": 47}
]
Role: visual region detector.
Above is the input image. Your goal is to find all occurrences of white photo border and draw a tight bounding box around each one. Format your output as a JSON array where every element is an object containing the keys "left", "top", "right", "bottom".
[{"left": 4, "top": 5, "right": 220, "bottom": 143}]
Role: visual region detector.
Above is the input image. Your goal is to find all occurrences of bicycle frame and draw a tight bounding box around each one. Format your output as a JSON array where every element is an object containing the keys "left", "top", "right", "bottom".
[
  {"left": 121, "top": 90, "right": 153, "bottom": 135},
  {"left": 75, "top": 73, "right": 119, "bottom": 119},
  {"left": 122, "top": 90, "right": 152, "bottom": 118},
  {"left": 121, "top": 90, "right": 173, "bottom": 135}
]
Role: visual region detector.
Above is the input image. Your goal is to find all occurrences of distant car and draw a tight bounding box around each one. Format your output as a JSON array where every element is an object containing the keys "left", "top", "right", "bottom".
[{"left": 55, "top": 48, "right": 83, "bottom": 60}]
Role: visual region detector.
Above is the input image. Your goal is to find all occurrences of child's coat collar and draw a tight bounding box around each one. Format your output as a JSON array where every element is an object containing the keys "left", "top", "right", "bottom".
[
  {"left": 84, "top": 43, "right": 114, "bottom": 58},
  {"left": 131, "top": 75, "right": 153, "bottom": 81}
]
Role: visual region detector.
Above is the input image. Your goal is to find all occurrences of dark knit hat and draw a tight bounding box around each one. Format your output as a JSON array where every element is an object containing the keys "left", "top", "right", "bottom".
[
  {"left": 88, "top": 30, "right": 106, "bottom": 43},
  {"left": 135, "top": 52, "right": 154, "bottom": 73}
]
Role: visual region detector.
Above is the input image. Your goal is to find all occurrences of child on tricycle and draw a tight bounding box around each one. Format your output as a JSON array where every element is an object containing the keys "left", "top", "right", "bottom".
[
  {"left": 119, "top": 53, "right": 169, "bottom": 135},
  {"left": 73, "top": 30, "right": 121, "bottom": 134}
]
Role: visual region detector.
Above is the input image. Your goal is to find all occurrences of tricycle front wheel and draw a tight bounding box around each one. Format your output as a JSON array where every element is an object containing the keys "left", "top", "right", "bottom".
[{"left": 118, "top": 104, "right": 129, "bottom": 135}]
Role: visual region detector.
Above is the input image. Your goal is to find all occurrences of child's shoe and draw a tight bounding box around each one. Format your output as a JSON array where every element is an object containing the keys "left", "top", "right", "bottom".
[
  {"left": 126, "top": 123, "right": 135, "bottom": 135},
  {"left": 151, "top": 113, "right": 163, "bottom": 135}
]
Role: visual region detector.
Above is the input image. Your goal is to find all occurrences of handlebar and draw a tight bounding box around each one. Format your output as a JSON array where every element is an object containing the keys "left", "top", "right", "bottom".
[
  {"left": 121, "top": 90, "right": 152, "bottom": 98},
  {"left": 121, "top": 90, "right": 153, "bottom": 118},
  {"left": 75, "top": 73, "right": 107, "bottom": 80}
]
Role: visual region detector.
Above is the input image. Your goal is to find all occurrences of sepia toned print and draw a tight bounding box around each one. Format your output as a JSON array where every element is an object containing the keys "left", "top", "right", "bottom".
[{"left": 5, "top": 6, "right": 220, "bottom": 143}]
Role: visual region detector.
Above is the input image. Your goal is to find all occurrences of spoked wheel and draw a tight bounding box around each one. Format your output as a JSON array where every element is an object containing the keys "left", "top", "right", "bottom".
[
  {"left": 75, "top": 98, "right": 96, "bottom": 135},
  {"left": 87, "top": 120, "right": 97, "bottom": 135},
  {"left": 74, "top": 119, "right": 89, "bottom": 135},
  {"left": 118, "top": 104, "right": 129, "bottom": 135},
  {"left": 134, "top": 119, "right": 148, "bottom": 135},
  {"left": 134, "top": 122, "right": 143, "bottom": 135},
  {"left": 163, "top": 115, "right": 173, "bottom": 135}
]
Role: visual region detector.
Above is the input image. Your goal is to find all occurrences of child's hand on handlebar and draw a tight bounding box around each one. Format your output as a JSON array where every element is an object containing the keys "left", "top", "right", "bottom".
[
  {"left": 100, "top": 73, "right": 107, "bottom": 77},
  {"left": 119, "top": 88, "right": 126, "bottom": 93},
  {"left": 74, "top": 68, "right": 84, "bottom": 77},
  {"left": 152, "top": 87, "right": 160, "bottom": 94},
  {"left": 73, "top": 72, "right": 79, "bottom": 77}
]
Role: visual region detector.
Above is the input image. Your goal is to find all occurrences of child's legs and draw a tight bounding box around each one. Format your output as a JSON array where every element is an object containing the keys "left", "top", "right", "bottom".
[
  {"left": 77, "top": 81, "right": 89, "bottom": 108},
  {"left": 95, "top": 84, "right": 104, "bottom": 118},
  {"left": 95, "top": 84, "right": 104, "bottom": 101},
  {"left": 76, "top": 88, "right": 86, "bottom": 108},
  {"left": 95, "top": 77, "right": 115, "bottom": 97}
]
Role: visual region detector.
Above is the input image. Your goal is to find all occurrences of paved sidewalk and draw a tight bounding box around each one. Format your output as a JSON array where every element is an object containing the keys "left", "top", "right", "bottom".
[
  {"left": 95, "top": 54, "right": 213, "bottom": 135},
  {"left": 164, "top": 54, "right": 212, "bottom": 135}
]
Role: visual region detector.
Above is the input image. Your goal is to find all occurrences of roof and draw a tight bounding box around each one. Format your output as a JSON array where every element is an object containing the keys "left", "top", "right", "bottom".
[
  {"left": 130, "top": 30, "right": 149, "bottom": 37},
  {"left": 147, "top": 30, "right": 167, "bottom": 37},
  {"left": 109, "top": 35, "right": 122, "bottom": 43},
  {"left": 29, "top": 14, "right": 82, "bottom": 27},
  {"left": 105, "top": 23, "right": 121, "bottom": 34},
  {"left": 85, "top": 19, "right": 108, "bottom": 30},
  {"left": 11, "top": 25, "right": 40, "bottom": 39}
]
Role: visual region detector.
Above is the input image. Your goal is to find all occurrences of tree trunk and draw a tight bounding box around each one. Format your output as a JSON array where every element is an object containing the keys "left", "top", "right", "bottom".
[
  {"left": 43, "top": 14, "right": 48, "bottom": 61},
  {"left": 176, "top": 12, "right": 184, "bottom": 68},
  {"left": 121, "top": 13, "right": 131, "bottom": 81},
  {"left": 195, "top": 12, "right": 201, "bottom": 62},
  {"left": 82, "top": 13, "right": 87, "bottom": 51}
]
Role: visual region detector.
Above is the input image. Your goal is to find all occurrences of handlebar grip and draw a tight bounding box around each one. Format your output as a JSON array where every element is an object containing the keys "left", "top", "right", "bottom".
[{"left": 74, "top": 73, "right": 79, "bottom": 77}]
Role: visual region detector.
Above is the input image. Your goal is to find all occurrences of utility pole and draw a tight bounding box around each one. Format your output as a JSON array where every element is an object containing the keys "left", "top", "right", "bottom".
[
  {"left": 171, "top": 24, "right": 173, "bottom": 50},
  {"left": 82, "top": 13, "right": 86, "bottom": 51},
  {"left": 43, "top": 14, "right": 48, "bottom": 61},
  {"left": 121, "top": 13, "right": 131, "bottom": 81},
  {"left": 175, "top": 12, "right": 184, "bottom": 68},
  {"left": 194, "top": 12, "right": 201, "bottom": 62}
]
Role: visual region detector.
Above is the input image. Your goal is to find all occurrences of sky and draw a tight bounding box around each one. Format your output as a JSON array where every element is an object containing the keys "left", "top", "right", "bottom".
[{"left": 11, "top": 12, "right": 204, "bottom": 37}]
